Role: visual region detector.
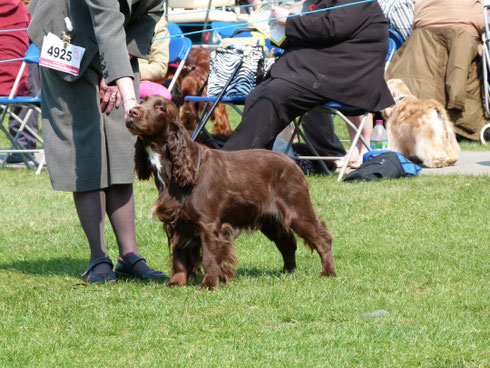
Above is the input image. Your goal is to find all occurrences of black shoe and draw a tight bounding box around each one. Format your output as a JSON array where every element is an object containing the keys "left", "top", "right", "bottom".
[
  {"left": 115, "top": 253, "right": 168, "bottom": 281},
  {"left": 81, "top": 256, "right": 116, "bottom": 284}
]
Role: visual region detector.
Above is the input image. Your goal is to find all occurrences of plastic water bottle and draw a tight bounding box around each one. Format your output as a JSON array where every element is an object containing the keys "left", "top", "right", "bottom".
[{"left": 370, "top": 120, "right": 388, "bottom": 150}]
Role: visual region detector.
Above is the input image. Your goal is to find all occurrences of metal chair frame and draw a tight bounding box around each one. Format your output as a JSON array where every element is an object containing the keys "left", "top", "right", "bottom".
[
  {"left": 480, "top": 0, "right": 490, "bottom": 144},
  {"left": 0, "top": 43, "right": 44, "bottom": 173}
]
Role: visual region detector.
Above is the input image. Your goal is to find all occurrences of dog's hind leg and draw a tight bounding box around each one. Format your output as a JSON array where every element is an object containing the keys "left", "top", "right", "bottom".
[
  {"left": 167, "top": 233, "right": 200, "bottom": 287},
  {"left": 260, "top": 217, "right": 297, "bottom": 272},
  {"left": 290, "top": 203, "right": 336, "bottom": 277}
]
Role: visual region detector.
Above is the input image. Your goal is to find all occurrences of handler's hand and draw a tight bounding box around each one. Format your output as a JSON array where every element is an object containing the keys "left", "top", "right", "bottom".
[
  {"left": 123, "top": 98, "right": 138, "bottom": 119},
  {"left": 271, "top": 6, "right": 289, "bottom": 26},
  {"left": 99, "top": 77, "right": 121, "bottom": 114}
]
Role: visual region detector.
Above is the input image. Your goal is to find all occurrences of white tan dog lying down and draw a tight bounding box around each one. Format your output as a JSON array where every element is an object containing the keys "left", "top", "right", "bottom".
[{"left": 382, "top": 79, "right": 460, "bottom": 168}]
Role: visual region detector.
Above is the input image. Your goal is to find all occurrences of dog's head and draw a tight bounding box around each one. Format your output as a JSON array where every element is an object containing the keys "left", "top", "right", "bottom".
[
  {"left": 382, "top": 79, "right": 413, "bottom": 120},
  {"left": 387, "top": 79, "right": 412, "bottom": 100},
  {"left": 126, "top": 95, "right": 179, "bottom": 141}
]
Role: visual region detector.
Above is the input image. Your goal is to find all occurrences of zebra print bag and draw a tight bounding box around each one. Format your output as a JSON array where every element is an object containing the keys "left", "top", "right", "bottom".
[{"left": 207, "top": 45, "right": 275, "bottom": 97}]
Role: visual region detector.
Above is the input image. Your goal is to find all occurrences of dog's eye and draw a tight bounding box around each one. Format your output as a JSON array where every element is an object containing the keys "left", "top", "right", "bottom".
[{"left": 156, "top": 104, "right": 166, "bottom": 112}]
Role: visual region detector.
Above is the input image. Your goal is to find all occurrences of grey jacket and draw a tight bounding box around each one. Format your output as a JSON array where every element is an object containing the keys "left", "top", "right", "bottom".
[{"left": 28, "top": 0, "right": 163, "bottom": 84}]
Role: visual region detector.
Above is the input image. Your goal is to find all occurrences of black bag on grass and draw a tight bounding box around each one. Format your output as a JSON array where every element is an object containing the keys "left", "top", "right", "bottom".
[{"left": 344, "top": 152, "right": 417, "bottom": 182}]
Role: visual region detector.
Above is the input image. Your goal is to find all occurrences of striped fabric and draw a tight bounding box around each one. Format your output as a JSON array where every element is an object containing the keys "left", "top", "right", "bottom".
[
  {"left": 208, "top": 46, "right": 274, "bottom": 97},
  {"left": 377, "top": 0, "right": 416, "bottom": 41}
]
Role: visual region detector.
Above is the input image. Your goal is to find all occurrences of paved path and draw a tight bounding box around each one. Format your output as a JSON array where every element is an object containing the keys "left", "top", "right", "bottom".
[{"left": 420, "top": 150, "right": 490, "bottom": 176}]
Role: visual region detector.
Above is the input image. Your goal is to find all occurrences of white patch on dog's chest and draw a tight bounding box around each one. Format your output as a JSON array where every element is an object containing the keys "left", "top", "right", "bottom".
[{"left": 146, "top": 146, "right": 162, "bottom": 172}]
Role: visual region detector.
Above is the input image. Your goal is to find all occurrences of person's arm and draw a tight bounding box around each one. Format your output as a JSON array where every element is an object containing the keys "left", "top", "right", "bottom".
[
  {"left": 85, "top": 0, "right": 134, "bottom": 85},
  {"left": 139, "top": 16, "right": 170, "bottom": 81},
  {"left": 283, "top": 0, "right": 372, "bottom": 46}
]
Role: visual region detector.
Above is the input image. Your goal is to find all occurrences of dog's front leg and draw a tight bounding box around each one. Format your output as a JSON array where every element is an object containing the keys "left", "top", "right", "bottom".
[{"left": 167, "top": 237, "right": 189, "bottom": 287}]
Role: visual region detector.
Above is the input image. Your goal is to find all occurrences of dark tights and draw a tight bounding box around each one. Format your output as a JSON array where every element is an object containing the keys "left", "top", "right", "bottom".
[{"left": 73, "top": 184, "right": 150, "bottom": 274}]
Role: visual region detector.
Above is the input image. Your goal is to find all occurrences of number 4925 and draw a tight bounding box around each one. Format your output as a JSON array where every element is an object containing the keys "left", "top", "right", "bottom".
[{"left": 47, "top": 46, "right": 72, "bottom": 62}]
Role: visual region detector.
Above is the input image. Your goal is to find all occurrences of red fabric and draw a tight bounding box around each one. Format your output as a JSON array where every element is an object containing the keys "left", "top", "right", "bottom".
[{"left": 0, "top": 0, "right": 31, "bottom": 96}]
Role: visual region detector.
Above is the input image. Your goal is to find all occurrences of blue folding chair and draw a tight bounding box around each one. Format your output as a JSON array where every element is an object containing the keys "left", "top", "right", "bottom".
[
  {"left": 0, "top": 43, "right": 44, "bottom": 173},
  {"left": 167, "top": 36, "right": 192, "bottom": 93},
  {"left": 211, "top": 21, "right": 242, "bottom": 39},
  {"left": 167, "top": 22, "right": 183, "bottom": 37},
  {"left": 384, "top": 37, "right": 397, "bottom": 72},
  {"left": 388, "top": 27, "right": 405, "bottom": 50}
]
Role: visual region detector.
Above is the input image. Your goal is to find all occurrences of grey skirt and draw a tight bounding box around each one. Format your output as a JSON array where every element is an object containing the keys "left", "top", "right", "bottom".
[{"left": 40, "top": 58, "right": 139, "bottom": 192}]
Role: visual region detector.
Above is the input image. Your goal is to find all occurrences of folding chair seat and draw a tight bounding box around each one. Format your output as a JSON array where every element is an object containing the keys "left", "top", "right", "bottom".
[
  {"left": 0, "top": 43, "right": 44, "bottom": 173},
  {"left": 166, "top": 36, "right": 193, "bottom": 93},
  {"left": 187, "top": 95, "right": 246, "bottom": 147}
]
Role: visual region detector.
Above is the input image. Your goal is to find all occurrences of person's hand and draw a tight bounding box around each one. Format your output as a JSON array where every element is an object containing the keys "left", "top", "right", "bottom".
[
  {"left": 99, "top": 77, "right": 121, "bottom": 114},
  {"left": 271, "top": 6, "right": 289, "bottom": 26}
]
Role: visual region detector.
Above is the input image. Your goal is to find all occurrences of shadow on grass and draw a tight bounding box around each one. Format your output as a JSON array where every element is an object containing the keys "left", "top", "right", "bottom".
[
  {"left": 0, "top": 258, "right": 288, "bottom": 284},
  {"left": 235, "top": 267, "right": 286, "bottom": 278},
  {"left": 0, "top": 257, "right": 86, "bottom": 278}
]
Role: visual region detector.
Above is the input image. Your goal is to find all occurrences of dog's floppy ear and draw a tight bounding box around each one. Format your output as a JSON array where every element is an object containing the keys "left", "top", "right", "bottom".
[
  {"left": 167, "top": 119, "right": 196, "bottom": 187},
  {"left": 381, "top": 103, "right": 396, "bottom": 120},
  {"left": 134, "top": 138, "right": 152, "bottom": 180}
]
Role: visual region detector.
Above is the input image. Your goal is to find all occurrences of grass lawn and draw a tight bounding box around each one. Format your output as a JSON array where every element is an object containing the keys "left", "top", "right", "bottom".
[
  {"left": 1, "top": 166, "right": 489, "bottom": 367},
  {"left": 1, "top": 108, "right": 489, "bottom": 367}
]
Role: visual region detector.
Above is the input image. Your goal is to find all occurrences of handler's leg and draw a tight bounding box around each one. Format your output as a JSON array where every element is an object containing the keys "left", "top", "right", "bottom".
[
  {"left": 105, "top": 183, "right": 153, "bottom": 272},
  {"left": 73, "top": 190, "right": 112, "bottom": 275}
]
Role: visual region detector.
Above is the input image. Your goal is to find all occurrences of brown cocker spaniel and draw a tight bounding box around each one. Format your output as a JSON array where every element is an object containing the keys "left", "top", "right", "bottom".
[{"left": 126, "top": 96, "right": 337, "bottom": 289}]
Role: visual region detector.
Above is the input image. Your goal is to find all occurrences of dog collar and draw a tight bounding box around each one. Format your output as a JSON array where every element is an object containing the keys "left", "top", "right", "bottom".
[{"left": 395, "top": 94, "right": 409, "bottom": 104}]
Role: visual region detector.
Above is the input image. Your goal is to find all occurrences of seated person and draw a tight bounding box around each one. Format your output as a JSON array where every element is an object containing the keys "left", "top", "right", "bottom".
[
  {"left": 138, "top": 15, "right": 172, "bottom": 101},
  {"left": 377, "top": 0, "right": 416, "bottom": 42},
  {"left": 386, "top": 0, "right": 488, "bottom": 141},
  {"left": 222, "top": 0, "right": 394, "bottom": 168}
]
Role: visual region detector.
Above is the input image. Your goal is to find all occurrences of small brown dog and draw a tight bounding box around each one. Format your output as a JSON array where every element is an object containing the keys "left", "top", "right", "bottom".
[
  {"left": 126, "top": 96, "right": 337, "bottom": 289},
  {"left": 180, "top": 65, "right": 232, "bottom": 136},
  {"left": 382, "top": 79, "right": 460, "bottom": 168}
]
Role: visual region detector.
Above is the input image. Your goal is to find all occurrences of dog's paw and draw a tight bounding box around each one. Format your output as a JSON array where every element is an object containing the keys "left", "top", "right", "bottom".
[
  {"left": 167, "top": 273, "right": 187, "bottom": 287},
  {"left": 320, "top": 269, "right": 337, "bottom": 277},
  {"left": 198, "top": 275, "right": 219, "bottom": 290}
]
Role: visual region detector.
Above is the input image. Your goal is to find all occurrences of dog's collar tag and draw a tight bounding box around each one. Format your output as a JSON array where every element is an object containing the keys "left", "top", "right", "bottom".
[{"left": 395, "top": 94, "right": 409, "bottom": 104}]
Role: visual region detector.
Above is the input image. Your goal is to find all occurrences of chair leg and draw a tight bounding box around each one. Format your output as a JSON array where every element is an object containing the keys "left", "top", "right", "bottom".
[
  {"left": 36, "top": 152, "right": 45, "bottom": 175},
  {"left": 0, "top": 105, "right": 43, "bottom": 171},
  {"left": 337, "top": 112, "right": 369, "bottom": 182},
  {"left": 285, "top": 116, "right": 332, "bottom": 175}
]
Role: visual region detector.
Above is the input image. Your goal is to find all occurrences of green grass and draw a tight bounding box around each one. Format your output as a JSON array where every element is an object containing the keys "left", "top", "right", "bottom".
[
  {"left": 1, "top": 107, "right": 489, "bottom": 367},
  {"left": 1, "top": 166, "right": 489, "bottom": 367}
]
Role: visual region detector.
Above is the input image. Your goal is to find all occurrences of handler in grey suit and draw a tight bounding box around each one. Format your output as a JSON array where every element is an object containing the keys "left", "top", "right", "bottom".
[{"left": 28, "top": 0, "right": 168, "bottom": 283}]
